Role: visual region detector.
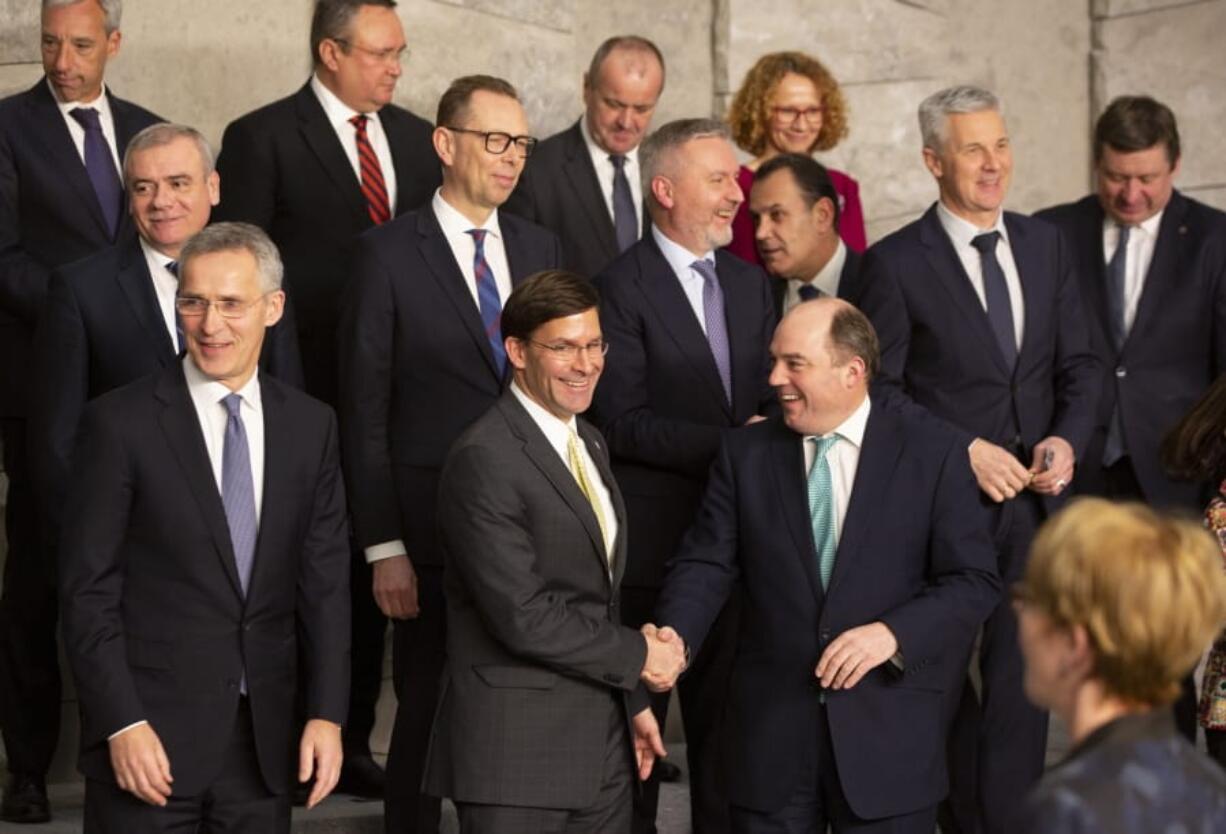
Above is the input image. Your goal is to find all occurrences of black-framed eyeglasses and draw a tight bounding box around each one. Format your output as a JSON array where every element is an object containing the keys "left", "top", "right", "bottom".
[
  {"left": 529, "top": 339, "right": 609, "bottom": 362},
  {"left": 445, "top": 126, "right": 538, "bottom": 157},
  {"left": 174, "top": 294, "right": 268, "bottom": 319},
  {"left": 333, "top": 38, "right": 409, "bottom": 65},
  {"left": 770, "top": 105, "right": 824, "bottom": 125}
]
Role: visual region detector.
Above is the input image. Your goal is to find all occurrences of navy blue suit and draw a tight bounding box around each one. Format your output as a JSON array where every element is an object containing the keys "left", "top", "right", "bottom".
[{"left": 656, "top": 406, "right": 999, "bottom": 829}]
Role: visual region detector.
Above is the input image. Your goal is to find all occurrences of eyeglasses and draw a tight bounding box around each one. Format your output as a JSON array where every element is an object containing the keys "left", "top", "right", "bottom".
[
  {"left": 770, "top": 106, "right": 824, "bottom": 125},
  {"left": 445, "top": 126, "right": 538, "bottom": 157},
  {"left": 529, "top": 339, "right": 609, "bottom": 362},
  {"left": 333, "top": 38, "right": 409, "bottom": 65},
  {"left": 174, "top": 294, "right": 268, "bottom": 319}
]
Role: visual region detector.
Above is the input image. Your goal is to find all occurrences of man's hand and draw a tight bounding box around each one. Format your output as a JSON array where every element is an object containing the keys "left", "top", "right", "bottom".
[
  {"left": 372, "top": 554, "right": 419, "bottom": 619},
  {"left": 298, "top": 719, "right": 343, "bottom": 810},
  {"left": 108, "top": 722, "right": 173, "bottom": 806},
  {"left": 968, "top": 438, "right": 1031, "bottom": 502},
  {"left": 640, "top": 623, "right": 686, "bottom": 692},
  {"left": 631, "top": 707, "right": 667, "bottom": 781},
  {"left": 815, "top": 622, "right": 899, "bottom": 690},
  {"left": 1028, "top": 436, "right": 1074, "bottom": 497}
]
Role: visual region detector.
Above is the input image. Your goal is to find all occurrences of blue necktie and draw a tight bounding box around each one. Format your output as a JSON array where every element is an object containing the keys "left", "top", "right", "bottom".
[
  {"left": 690, "top": 259, "right": 732, "bottom": 404},
  {"left": 69, "top": 107, "right": 122, "bottom": 240},
  {"left": 166, "top": 261, "right": 184, "bottom": 353},
  {"left": 806, "top": 436, "right": 840, "bottom": 589},
  {"left": 1103, "top": 225, "right": 1132, "bottom": 466},
  {"left": 467, "top": 229, "right": 507, "bottom": 377},
  {"left": 610, "top": 155, "right": 638, "bottom": 253},
  {"left": 971, "top": 232, "right": 1017, "bottom": 370},
  {"left": 221, "top": 394, "right": 257, "bottom": 597},
  {"left": 798, "top": 284, "right": 822, "bottom": 302}
]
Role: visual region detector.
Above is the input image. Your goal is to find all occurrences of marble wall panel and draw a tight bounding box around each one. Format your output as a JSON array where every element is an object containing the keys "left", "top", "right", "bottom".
[{"left": 0, "top": 0, "right": 38, "bottom": 65}]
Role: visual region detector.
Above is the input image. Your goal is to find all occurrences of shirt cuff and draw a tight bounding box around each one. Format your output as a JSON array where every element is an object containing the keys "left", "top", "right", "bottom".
[
  {"left": 364, "top": 540, "right": 407, "bottom": 564},
  {"left": 108, "top": 720, "right": 148, "bottom": 741}
]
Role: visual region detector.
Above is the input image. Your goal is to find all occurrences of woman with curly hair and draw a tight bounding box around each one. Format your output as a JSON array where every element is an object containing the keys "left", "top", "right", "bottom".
[{"left": 725, "top": 51, "right": 866, "bottom": 264}]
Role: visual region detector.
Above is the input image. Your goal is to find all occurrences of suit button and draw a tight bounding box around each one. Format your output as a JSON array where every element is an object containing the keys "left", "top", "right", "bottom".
[
  {"left": 243, "top": 624, "right": 252, "bottom": 632},
  {"left": 1115, "top": 366, "right": 1126, "bottom": 378},
  {"left": 225, "top": 679, "right": 239, "bottom": 690},
  {"left": 820, "top": 629, "right": 831, "bottom": 642}
]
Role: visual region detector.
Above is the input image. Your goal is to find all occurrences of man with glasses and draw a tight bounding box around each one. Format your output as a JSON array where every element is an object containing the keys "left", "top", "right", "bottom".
[
  {"left": 339, "top": 74, "right": 560, "bottom": 833},
  {"left": 213, "top": 0, "right": 439, "bottom": 800},
  {"left": 505, "top": 35, "right": 664, "bottom": 278}
]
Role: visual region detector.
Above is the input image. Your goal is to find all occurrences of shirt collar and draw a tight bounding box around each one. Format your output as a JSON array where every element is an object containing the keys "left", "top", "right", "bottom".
[
  {"left": 182, "top": 355, "right": 263, "bottom": 412},
  {"left": 936, "top": 200, "right": 1009, "bottom": 249},
  {"left": 578, "top": 114, "right": 640, "bottom": 167},
  {"left": 804, "top": 394, "right": 871, "bottom": 449},
  {"left": 652, "top": 225, "right": 714, "bottom": 279},
  {"left": 1102, "top": 206, "right": 1164, "bottom": 237},
  {"left": 510, "top": 381, "right": 578, "bottom": 453},
  {"left": 311, "top": 72, "right": 379, "bottom": 128},
  {"left": 51, "top": 79, "right": 111, "bottom": 118},
  {"left": 793, "top": 239, "right": 847, "bottom": 297},
  {"left": 431, "top": 188, "right": 502, "bottom": 240}
]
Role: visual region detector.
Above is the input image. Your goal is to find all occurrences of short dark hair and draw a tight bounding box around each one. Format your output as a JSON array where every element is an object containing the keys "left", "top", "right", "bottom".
[
  {"left": 827, "top": 304, "right": 879, "bottom": 381},
  {"left": 756, "top": 153, "right": 840, "bottom": 226},
  {"left": 1094, "top": 95, "right": 1181, "bottom": 165},
  {"left": 585, "top": 35, "right": 666, "bottom": 91},
  {"left": 310, "top": 0, "right": 397, "bottom": 66},
  {"left": 501, "top": 271, "right": 599, "bottom": 342},
  {"left": 436, "top": 74, "right": 520, "bottom": 128}
]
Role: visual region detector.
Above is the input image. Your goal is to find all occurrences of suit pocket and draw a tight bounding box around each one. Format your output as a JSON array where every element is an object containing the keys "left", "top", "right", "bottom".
[
  {"left": 472, "top": 664, "right": 559, "bottom": 690},
  {"left": 126, "top": 637, "right": 173, "bottom": 671}
]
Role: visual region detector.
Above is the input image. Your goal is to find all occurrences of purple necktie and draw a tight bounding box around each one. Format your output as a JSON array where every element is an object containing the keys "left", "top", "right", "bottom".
[
  {"left": 467, "top": 230, "right": 507, "bottom": 377},
  {"left": 691, "top": 258, "right": 732, "bottom": 404},
  {"left": 221, "top": 394, "right": 257, "bottom": 597},
  {"left": 69, "top": 107, "right": 122, "bottom": 240}
]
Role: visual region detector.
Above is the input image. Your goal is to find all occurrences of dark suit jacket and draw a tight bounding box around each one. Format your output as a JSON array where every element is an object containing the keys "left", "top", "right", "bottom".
[
  {"left": 215, "top": 82, "right": 440, "bottom": 405},
  {"left": 423, "top": 391, "right": 648, "bottom": 808},
  {"left": 590, "top": 237, "right": 776, "bottom": 587},
  {"left": 58, "top": 365, "right": 350, "bottom": 795},
  {"left": 769, "top": 247, "right": 863, "bottom": 321},
  {"left": 0, "top": 79, "right": 160, "bottom": 415},
  {"left": 29, "top": 235, "right": 304, "bottom": 534},
  {"left": 503, "top": 120, "right": 647, "bottom": 279},
  {"left": 1034, "top": 192, "right": 1226, "bottom": 510},
  {"left": 338, "top": 206, "right": 561, "bottom": 566},
  {"left": 855, "top": 205, "right": 1101, "bottom": 498},
  {"left": 656, "top": 406, "right": 1000, "bottom": 820}
]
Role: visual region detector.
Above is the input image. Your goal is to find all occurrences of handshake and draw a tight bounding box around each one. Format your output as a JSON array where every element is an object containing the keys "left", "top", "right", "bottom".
[{"left": 639, "top": 623, "right": 687, "bottom": 692}]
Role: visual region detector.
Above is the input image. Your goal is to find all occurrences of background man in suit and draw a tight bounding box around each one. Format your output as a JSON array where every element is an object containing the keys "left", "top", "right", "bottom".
[
  {"left": 214, "top": 0, "right": 440, "bottom": 795},
  {"left": 339, "top": 74, "right": 560, "bottom": 833},
  {"left": 504, "top": 35, "right": 664, "bottom": 278},
  {"left": 652, "top": 299, "right": 1000, "bottom": 833},
  {"left": 855, "top": 85, "right": 1100, "bottom": 834},
  {"left": 0, "top": 0, "right": 159, "bottom": 821},
  {"left": 591, "top": 117, "right": 776, "bottom": 834},
  {"left": 424, "top": 270, "right": 681, "bottom": 834},
  {"left": 748, "top": 153, "right": 862, "bottom": 317},
  {"left": 58, "top": 222, "right": 350, "bottom": 832}
]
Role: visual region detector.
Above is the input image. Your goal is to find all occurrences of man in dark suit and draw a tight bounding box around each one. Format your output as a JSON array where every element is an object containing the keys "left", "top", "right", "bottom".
[
  {"left": 58, "top": 222, "right": 350, "bottom": 833},
  {"left": 338, "top": 74, "right": 560, "bottom": 833},
  {"left": 504, "top": 35, "right": 664, "bottom": 278},
  {"left": 424, "top": 270, "right": 681, "bottom": 833},
  {"left": 747, "top": 153, "right": 862, "bottom": 317},
  {"left": 591, "top": 118, "right": 776, "bottom": 834},
  {"left": 214, "top": 0, "right": 440, "bottom": 794},
  {"left": 855, "top": 85, "right": 1100, "bottom": 834},
  {"left": 651, "top": 299, "right": 1000, "bottom": 833},
  {"left": 0, "top": 0, "right": 159, "bottom": 820}
]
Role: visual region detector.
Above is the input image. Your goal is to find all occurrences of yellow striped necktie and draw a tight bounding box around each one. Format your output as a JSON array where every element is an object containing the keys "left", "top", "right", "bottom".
[{"left": 567, "top": 430, "right": 610, "bottom": 552}]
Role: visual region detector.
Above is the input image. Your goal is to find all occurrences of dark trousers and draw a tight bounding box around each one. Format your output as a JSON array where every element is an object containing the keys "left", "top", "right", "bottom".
[
  {"left": 0, "top": 417, "right": 61, "bottom": 779},
  {"left": 83, "top": 699, "right": 289, "bottom": 833},
  {"left": 385, "top": 564, "right": 446, "bottom": 834},
  {"left": 345, "top": 552, "right": 386, "bottom": 757},
  {"left": 730, "top": 706, "right": 936, "bottom": 834},
  {"left": 455, "top": 702, "right": 633, "bottom": 834},
  {"left": 946, "top": 493, "right": 1047, "bottom": 834}
]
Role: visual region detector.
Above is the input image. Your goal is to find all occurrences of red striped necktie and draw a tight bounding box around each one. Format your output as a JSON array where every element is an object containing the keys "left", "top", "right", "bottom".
[{"left": 350, "top": 114, "right": 391, "bottom": 225}]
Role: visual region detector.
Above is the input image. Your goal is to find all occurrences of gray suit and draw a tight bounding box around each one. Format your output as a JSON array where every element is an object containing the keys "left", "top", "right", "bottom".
[{"left": 423, "top": 390, "right": 648, "bottom": 825}]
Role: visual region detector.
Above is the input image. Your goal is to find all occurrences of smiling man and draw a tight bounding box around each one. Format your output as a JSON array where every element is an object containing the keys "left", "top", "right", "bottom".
[
  {"left": 505, "top": 36, "right": 665, "bottom": 278},
  {"left": 589, "top": 117, "right": 776, "bottom": 834},
  {"left": 854, "top": 85, "right": 1100, "bottom": 834}
]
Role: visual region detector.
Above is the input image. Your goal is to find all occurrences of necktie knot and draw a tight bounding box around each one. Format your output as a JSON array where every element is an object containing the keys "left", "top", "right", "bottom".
[
  {"left": 468, "top": 228, "right": 488, "bottom": 249},
  {"left": 609, "top": 154, "right": 626, "bottom": 170},
  {"left": 798, "top": 283, "right": 822, "bottom": 302},
  {"left": 971, "top": 231, "right": 1000, "bottom": 255},
  {"left": 691, "top": 258, "right": 718, "bottom": 285},
  {"left": 809, "top": 435, "right": 839, "bottom": 465},
  {"left": 222, "top": 393, "right": 243, "bottom": 419},
  {"left": 1114, "top": 223, "right": 1132, "bottom": 254},
  {"left": 70, "top": 107, "right": 102, "bottom": 131},
  {"left": 350, "top": 113, "right": 368, "bottom": 133},
  {"left": 166, "top": 260, "right": 179, "bottom": 278}
]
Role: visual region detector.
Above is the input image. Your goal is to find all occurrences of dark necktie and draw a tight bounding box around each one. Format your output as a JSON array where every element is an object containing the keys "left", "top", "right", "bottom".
[
  {"left": 351, "top": 114, "right": 391, "bottom": 225},
  {"left": 221, "top": 394, "right": 257, "bottom": 596},
  {"left": 798, "top": 284, "right": 822, "bottom": 302},
  {"left": 609, "top": 154, "right": 638, "bottom": 252},
  {"left": 467, "top": 230, "right": 507, "bottom": 377},
  {"left": 166, "top": 260, "right": 184, "bottom": 353},
  {"left": 691, "top": 259, "right": 732, "bottom": 404},
  {"left": 1106, "top": 224, "right": 1131, "bottom": 351},
  {"left": 69, "top": 107, "right": 122, "bottom": 239},
  {"left": 971, "top": 232, "right": 1017, "bottom": 370}
]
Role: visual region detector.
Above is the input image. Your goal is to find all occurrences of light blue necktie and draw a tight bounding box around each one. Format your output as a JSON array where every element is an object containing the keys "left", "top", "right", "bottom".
[{"left": 806, "top": 435, "right": 840, "bottom": 589}]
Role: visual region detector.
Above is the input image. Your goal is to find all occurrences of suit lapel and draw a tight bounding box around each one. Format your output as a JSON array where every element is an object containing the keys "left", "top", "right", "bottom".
[
  {"left": 27, "top": 81, "right": 112, "bottom": 239},
  {"left": 769, "top": 423, "right": 825, "bottom": 606},
  {"left": 294, "top": 85, "right": 370, "bottom": 221},
  {"left": 115, "top": 238, "right": 178, "bottom": 364},
  {"left": 838, "top": 249, "right": 862, "bottom": 300},
  {"left": 1127, "top": 191, "right": 1186, "bottom": 352},
  {"left": 1006, "top": 214, "right": 1041, "bottom": 371},
  {"left": 247, "top": 379, "right": 288, "bottom": 601},
  {"left": 560, "top": 124, "right": 619, "bottom": 257},
  {"left": 579, "top": 419, "right": 626, "bottom": 585}
]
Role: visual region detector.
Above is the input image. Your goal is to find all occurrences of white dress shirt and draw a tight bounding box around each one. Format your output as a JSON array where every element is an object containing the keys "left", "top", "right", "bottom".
[
  {"left": 139, "top": 238, "right": 182, "bottom": 348},
  {"left": 802, "top": 395, "right": 870, "bottom": 547},
  {"left": 652, "top": 226, "right": 714, "bottom": 334},
  {"left": 510, "top": 382, "right": 619, "bottom": 562},
  {"left": 936, "top": 202, "right": 1025, "bottom": 350},
  {"left": 50, "top": 80, "right": 122, "bottom": 174},
  {"left": 1102, "top": 209, "right": 1163, "bottom": 334},
  {"left": 782, "top": 239, "right": 847, "bottom": 315},
  {"left": 310, "top": 73, "right": 399, "bottom": 212},
  {"left": 578, "top": 115, "right": 644, "bottom": 235}
]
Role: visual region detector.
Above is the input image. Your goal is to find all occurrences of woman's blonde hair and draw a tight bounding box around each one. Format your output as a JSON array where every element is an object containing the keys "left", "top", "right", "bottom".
[{"left": 726, "top": 51, "right": 849, "bottom": 157}]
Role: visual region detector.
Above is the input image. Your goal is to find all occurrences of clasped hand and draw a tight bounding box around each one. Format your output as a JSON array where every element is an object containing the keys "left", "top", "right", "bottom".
[{"left": 640, "top": 623, "right": 686, "bottom": 692}]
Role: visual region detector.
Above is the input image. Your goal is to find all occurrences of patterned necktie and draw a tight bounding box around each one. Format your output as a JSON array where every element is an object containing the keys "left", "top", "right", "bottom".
[
  {"left": 806, "top": 435, "right": 840, "bottom": 590},
  {"left": 350, "top": 114, "right": 391, "bottom": 225},
  {"left": 568, "top": 430, "right": 610, "bottom": 561},
  {"left": 166, "top": 260, "right": 184, "bottom": 353},
  {"left": 798, "top": 283, "right": 822, "bottom": 302},
  {"left": 690, "top": 259, "right": 732, "bottom": 404},
  {"left": 1106, "top": 224, "right": 1131, "bottom": 351},
  {"left": 609, "top": 154, "right": 638, "bottom": 253},
  {"left": 467, "top": 229, "right": 507, "bottom": 377},
  {"left": 221, "top": 394, "right": 257, "bottom": 596},
  {"left": 69, "top": 107, "right": 122, "bottom": 239},
  {"left": 971, "top": 231, "right": 1017, "bottom": 370}
]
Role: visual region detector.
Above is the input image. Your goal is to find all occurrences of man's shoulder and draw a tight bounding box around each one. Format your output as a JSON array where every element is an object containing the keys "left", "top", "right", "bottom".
[
  {"left": 445, "top": 399, "right": 520, "bottom": 467},
  {"left": 56, "top": 242, "right": 127, "bottom": 285},
  {"left": 108, "top": 90, "right": 161, "bottom": 127},
  {"left": 263, "top": 374, "right": 336, "bottom": 429},
  {"left": 1174, "top": 190, "right": 1226, "bottom": 235},
  {"left": 378, "top": 101, "right": 435, "bottom": 140},
  {"left": 532, "top": 121, "right": 583, "bottom": 163},
  {"left": 1032, "top": 194, "right": 1098, "bottom": 227},
  {"left": 223, "top": 88, "right": 304, "bottom": 134},
  {"left": 866, "top": 210, "right": 929, "bottom": 259},
  {"left": 0, "top": 81, "right": 40, "bottom": 117},
  {"left": 500, "top": 209, "right": 560, "bottom": 247}
]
